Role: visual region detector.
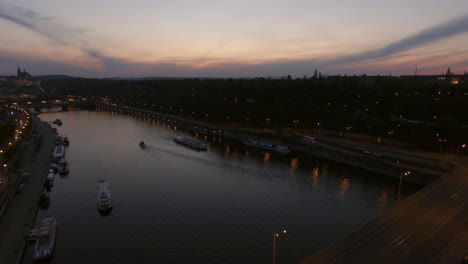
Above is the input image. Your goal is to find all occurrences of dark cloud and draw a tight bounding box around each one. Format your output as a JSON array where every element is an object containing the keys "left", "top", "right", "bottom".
[
  {"left": 0, "top": 3, "right": 84, "bottom": 44},
  {"left": 328, "top": 13, "right": 468, "bottom": 66}
]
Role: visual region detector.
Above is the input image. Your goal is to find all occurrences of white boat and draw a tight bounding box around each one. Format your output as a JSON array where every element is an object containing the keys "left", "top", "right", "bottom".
[
  {"left": 97, "top": 180, "right": 113, "bottom": 212},
  {"left": 33, "top": 217, "right": 58, "bottom": 261},
  {"left": 47, "top": 170, "right": 55, "bottom": 186},
  {"left": 53, "top": 144, "right": 66, "bottom": 161},
  {"left": 243, "top": 140, "right": 291, "bottom": 154},
  {"left": 173, "top": 136, "right": 207, "bottom": 151},
  {"left": 57, "top": 158, "right": 69, "bottom": 175}
]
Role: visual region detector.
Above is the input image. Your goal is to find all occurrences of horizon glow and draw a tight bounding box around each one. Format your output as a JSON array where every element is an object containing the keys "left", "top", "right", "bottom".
[{"left": 1, "top": 0, "right": 468, "bottom": 77}]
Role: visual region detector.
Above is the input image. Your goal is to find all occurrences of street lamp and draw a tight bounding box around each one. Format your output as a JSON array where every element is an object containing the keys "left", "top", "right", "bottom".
[
  {"left": 273, "top": 229, "right": 287, "bottom": 264},
  {"left": 455, "top": 144, "right": 466, "bottom": 164},
  {"left": 398, "top": 170, "right": 411, "bottom": 200},
  {"left": 293, "top": 120, "right": 299, "bottom": 130},
  {"left": 346, "top": 126, "right": 352, "bottom": 140},
  {"left": 387, "top": 131, "right": 394, "bottom": 146}
]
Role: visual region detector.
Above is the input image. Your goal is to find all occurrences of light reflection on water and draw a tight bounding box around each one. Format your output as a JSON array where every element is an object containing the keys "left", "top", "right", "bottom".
[{"left": 23, "top": 109, "right": 422, "bottom": 264}]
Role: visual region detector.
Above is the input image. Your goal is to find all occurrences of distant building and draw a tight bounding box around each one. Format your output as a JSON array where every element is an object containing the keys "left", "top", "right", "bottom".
[
  {"left": 16, "top": 67, "right": 31, "bottom": 80},
  {"left": 401, "top": 74, "right": 466, "bottom": 84},
  {"left": 0, "top": 67, "right": 41, "bottom": 100}
]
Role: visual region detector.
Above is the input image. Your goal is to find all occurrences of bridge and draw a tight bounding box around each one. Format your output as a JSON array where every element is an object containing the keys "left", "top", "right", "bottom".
[
  {"left": 95, "top": 102, "right": 225, "bottom": 137},
  {"left": 299, "top": 167, "right": 468, "bottom": 264}
]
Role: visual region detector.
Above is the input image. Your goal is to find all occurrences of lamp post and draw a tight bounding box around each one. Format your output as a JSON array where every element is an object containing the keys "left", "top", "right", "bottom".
[
  {"left": 293, "top": 120, "right": 299, "bottom": 130},
  {"left": 346, "top": 126, "right": 352, "bottom": 140},
  {"left": 387, "top": 131, "right": 394, "bottom": 147},
  {"left": 273, "top": 229, "right": 287, "bottom": 264},
  {"left": 398, "top": 171, "right": 411, "bottom": 200},
  {"left": 266, "top": 118, "right": 271, "bottom": 130},
  {"left": 455, "top": 144, "right": 466, "bottom": 164}
]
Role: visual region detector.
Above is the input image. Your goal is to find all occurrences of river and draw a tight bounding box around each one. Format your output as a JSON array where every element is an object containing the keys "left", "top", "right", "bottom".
[{"left": 23, "top": 109, "right": 421, "bottom": 264}]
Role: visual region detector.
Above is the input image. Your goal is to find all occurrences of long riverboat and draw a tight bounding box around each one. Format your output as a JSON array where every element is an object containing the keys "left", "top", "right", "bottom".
[
  {"left": 173, "top": 137, "right": 207, "bottom": 151},
  {"left": 243, "top": 140, "right": 291, "bottom": 154},
  {"left": 33, "top": 217, "right": 58, "bottom": 261}
]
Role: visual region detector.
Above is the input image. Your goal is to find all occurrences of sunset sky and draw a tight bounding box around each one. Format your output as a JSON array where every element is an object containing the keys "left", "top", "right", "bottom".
[{"left": 1, "top": 0, "right": 468, "bottom": 77}]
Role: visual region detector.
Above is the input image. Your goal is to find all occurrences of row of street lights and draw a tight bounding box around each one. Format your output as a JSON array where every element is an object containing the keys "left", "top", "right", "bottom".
[{"left": 1, "top": 105, "right": 31, "bottom": 170}]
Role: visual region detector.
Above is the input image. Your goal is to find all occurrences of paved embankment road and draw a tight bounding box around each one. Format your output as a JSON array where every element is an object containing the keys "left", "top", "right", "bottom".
[
  {"left": 299, "top": 167, "right": 468, "bottom": 264},
  {"left": 0, "top": 117, "right": 54, "bottom": 264}
]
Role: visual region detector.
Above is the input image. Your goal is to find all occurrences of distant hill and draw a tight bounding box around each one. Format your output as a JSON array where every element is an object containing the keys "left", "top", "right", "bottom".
[
  {"left": 103, "top": 76, "right": 228, "bottom": 81},
  {"left": 34, "top": 75, "right": 82, "bottom": 80}
]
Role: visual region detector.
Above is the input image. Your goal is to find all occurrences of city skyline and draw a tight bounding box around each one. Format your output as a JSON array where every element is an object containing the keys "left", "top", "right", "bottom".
[{"left": 1, "top": 0, "right": 468, "bottom": 77}]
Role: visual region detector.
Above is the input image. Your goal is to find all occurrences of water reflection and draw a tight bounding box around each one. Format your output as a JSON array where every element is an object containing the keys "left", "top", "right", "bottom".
[
  {"left": 288, "top": 157, "right": 299, "bottom": 185},
  {"left": 339, "top": 177, "right": 350, "bottom": 197},
  {"left": 290, "top": 157, "right": 299, "bottom": 174},
  {"left": 312, "top": 166, "right": 319, "bottom": 189},
  {"left": 263, "top": 152, "right": 271, "bottom": 165}
]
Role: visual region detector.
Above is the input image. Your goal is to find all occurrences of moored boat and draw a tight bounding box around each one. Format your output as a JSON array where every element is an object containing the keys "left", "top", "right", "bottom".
[
  {"left": 49, "top": 163, "right": 58, "bottom": 173},
  {"left": 62, "top": 136, "right": 70, "bottom": 146},
  {"left": 173, "top": 136, "right": 207, "bottom": 151},
  {"left": 57, "top": 158, "right": 69, "bottom": 175},
  {"left": 55, "top": 135, "right": 63, "bottom": 145},
  {"left": 39, "top": 191, "right": 50, "bottom": 209},
  {"left": 243, "top": 140, "right": 291, "bottom": 154},
  {"left": 47, "top": 169, "right": 55, "bottom": 186},
  {"left": 27, "top": 228, "right": 39, "bottom": 243},
  {"left": 139, "top": 141, "right": 146, "bottom": 148},
  {"left": 33, "top": 217, "right": 58, "bottom": 261},
  {"left": 53, "top": 144, "right": 66, "bottom": 162},
  {"left": 52, "top": 119, "right": 62, "bottom": 125},
  {"left": 97, "top": 180, "right": 113, "bottom": 213}
]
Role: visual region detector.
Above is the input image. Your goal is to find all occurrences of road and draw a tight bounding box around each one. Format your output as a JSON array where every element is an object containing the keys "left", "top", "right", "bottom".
[
  {"left": 299, "top": 167, "right": 468, "bottom": 264},
  {"left": 0, "top": 116, "right": 54, "bottom": 264}
]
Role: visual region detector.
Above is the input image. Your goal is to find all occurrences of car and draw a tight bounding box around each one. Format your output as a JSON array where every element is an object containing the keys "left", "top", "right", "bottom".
[
  {"left": 16, "top": 183, "right": 25, "bottom": 193},
  {"left": 21, "top": 173, "right": 30, "bottom": 180}
]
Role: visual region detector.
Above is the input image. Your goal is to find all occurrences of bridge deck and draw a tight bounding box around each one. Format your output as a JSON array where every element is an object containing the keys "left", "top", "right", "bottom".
[{"left": 299, "top": 168, "right": 468, "bottom": 264}]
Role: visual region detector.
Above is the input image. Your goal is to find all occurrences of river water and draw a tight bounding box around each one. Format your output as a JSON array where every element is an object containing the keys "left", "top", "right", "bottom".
[{"left": 23, "top": 109, "right": 421, "bottom": 264}]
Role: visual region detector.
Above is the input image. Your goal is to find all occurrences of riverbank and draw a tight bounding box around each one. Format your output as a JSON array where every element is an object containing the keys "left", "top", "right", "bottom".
[{"left": 0, "top": 116, "right": 55, "bottom": 264}]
